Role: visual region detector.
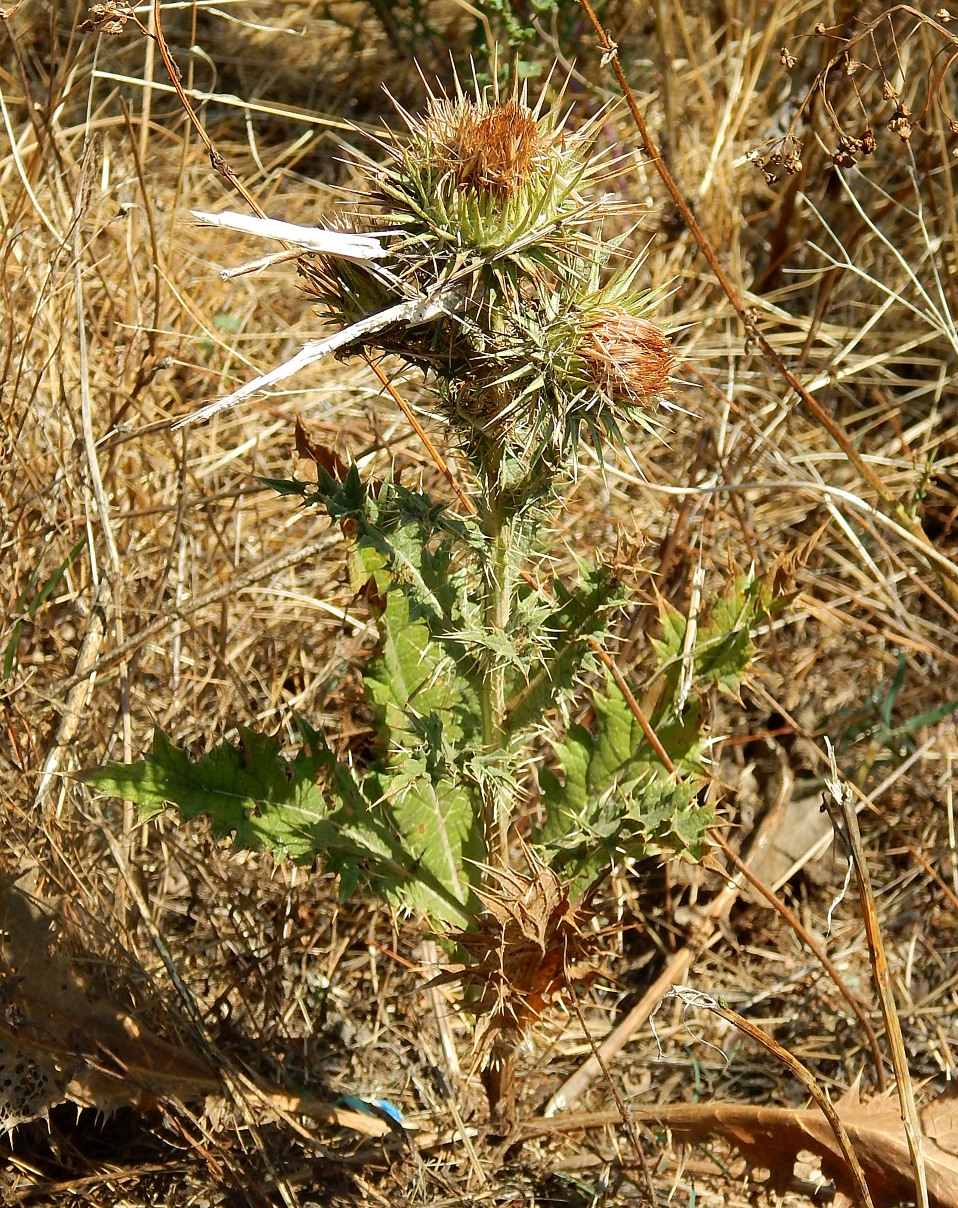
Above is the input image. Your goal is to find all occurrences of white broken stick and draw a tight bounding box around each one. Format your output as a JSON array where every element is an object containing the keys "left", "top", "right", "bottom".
[
  {"left": 173, "top": 291, "right": 455, "bottom": 428},
  {"left": 173, "top": 209, "right": 456, "bottom": 428},
  {"left": 190, "top": 209, "right": 386, "bottom": 261}
]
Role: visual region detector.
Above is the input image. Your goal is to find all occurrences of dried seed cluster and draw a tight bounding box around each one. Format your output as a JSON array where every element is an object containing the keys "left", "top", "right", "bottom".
[
  {"left": 446, "top": 858, "right": 601, "bottom": 1040},
  {"left": 768, "top": 11, "right": 958, "bottom": 177}
]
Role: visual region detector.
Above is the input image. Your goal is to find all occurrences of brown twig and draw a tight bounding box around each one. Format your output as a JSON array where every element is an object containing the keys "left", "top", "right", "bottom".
[
  {"left": 567, "top": 989, "right": 659, "bottom": 1206},
  {"left": 363, "top": 356, "right": 478, "bottom": 518},
  {"left": 709, "top": 828, "right": 887, "bottom": 1089},
  {"left": 667, "top": 986, "right": 875, "bottom": 1208},
  {"left": 150, "top": 0, "right": 266, "bottom": 220}
]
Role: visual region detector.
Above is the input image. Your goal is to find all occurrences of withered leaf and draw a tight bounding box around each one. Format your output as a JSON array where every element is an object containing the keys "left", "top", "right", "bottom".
[{"left": 530, "top": 1089, "right": 958, "bottom": 1207}]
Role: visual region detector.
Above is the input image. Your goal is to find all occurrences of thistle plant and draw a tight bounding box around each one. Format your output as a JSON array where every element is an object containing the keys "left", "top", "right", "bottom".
[{"left": 91, "top": 76, "right": 770, "bottom": 1117}]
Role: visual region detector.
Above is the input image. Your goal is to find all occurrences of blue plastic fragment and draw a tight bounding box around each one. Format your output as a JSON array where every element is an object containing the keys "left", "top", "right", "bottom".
[{"left": 336, "top": 1095, "right": 404, "bottom": 1126}]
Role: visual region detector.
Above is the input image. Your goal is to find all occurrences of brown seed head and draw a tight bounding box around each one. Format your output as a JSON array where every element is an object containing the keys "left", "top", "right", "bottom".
[
  {"left": 580, "top": 308, "right": 675, "bottom": 405},
  {"left": 430, "top": 98, "right": 547, "bottom": 197},
  {"left": 888, "top": 106, "right": 914, "bottom": 141}
]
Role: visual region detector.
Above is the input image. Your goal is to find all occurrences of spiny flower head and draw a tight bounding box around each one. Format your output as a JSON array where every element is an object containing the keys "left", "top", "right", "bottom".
[
  {"left": 578, "top": 308, "right": 675, "bottom": 407},
  {"left": 439, "top": 261, "right": 675, "bottom": 479},
  {"left": 378, "top": 86, "right": 602, "bottom": 263},
  {"left": 303, "top": 78, "right": 607, "bottom": 318},
  {"left": 297, "top": 74, "right": 675, "bottom": 492},
  {"left": 421, "top": 96, "right": 544, "bottom": 196}
]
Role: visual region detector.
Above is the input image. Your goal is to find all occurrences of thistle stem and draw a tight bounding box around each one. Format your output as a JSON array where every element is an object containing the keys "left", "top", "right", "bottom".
[{"left": 479, "top": 444, "right": 515, "bottom": 870}]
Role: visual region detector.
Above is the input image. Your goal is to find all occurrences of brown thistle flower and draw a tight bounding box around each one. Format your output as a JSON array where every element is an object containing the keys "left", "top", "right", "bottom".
[
  {"left": 437, "top": 98, "right": 546, "bottom": 196},
  {"left": 579, "top": 307, "right": 675, "bottom": 406}
]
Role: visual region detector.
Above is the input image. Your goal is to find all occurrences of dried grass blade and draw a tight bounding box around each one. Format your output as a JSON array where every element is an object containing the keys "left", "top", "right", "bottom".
[{"left": 824, "top": 743, "right": 930, "bottom": 1208}]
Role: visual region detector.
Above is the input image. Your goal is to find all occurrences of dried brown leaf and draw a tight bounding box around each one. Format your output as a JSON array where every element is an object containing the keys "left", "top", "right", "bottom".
[
  {"left": 293, "top": 415, "right": 350, "bottom": 482},
  {"left": 636, "top": 1086, "right": 958, "bottom": 1207},
  {"left": 0, "top": 873, "right": 217, "bottom": 1129}
]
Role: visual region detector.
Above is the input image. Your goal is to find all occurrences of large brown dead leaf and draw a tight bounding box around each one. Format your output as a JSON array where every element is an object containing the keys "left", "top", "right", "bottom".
[
  {"left": 655, "top": 1087, "right": 958, "bottom": 1206},
  {"left": 0, "top": 874, "right": 389, "bottom": 1137},
  {"left": 0, "top": 871, "right": 216, "bottom": 1129},
  {"left": 530, "top": 1088, "right": 958, "bottom": 1207}
]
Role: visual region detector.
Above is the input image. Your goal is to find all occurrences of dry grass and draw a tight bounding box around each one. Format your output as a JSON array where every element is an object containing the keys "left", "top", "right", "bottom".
[{"left": 2, "top": 1, "right": 957, "bottom": 1204}]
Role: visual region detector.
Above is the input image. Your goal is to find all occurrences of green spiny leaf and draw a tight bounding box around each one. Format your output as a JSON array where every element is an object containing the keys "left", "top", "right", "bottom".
[
  {"left": 370, "top": 760, "right": 483, "bottom": 924},
  {"left": 86, "top": 728, "right": 336, "bottom": 864},
  {"left": 695, "top": 573, "right": 770, "bottom": 694},
  {"left": 651, "top": 572, "right": 771, "bottom": 700},
  {"left": 534, "top": 670, "right": 711, "bottom": 893},
  {"left": 85, "top": 727, "right": 478, "bottom": 928},
  {"left": 365, "top": 579, "right": 480, "bottom": 754},
  {"left": 505, "top": 561, "right": 627, "bottom": 737}
]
